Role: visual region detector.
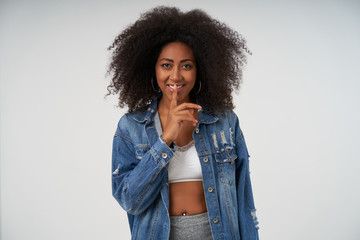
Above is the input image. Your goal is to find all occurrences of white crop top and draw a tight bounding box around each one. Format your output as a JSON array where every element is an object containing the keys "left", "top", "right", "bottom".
[{"left": 154, "top": 111, "right": 203, "bottom": 183}]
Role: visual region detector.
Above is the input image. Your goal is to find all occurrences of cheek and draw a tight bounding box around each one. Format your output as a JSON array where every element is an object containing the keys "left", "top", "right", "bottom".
[
  {"left": 155, "top": 68, "right": 165, "bottom": 84},
  {"left": 188, "top": 71, "right": 197, "bottom": 85},
  {"left": 156, "top": 75, "right": 166, "bottom": 85}
]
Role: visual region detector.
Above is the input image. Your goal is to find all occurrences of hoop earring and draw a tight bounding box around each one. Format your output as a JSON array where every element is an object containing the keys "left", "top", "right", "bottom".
[
  {"left": 196, "top": 81, "right": 202, "bottom": 95},
  {"left": 151, "top": 78, "right": 158, "bottom": 92}
]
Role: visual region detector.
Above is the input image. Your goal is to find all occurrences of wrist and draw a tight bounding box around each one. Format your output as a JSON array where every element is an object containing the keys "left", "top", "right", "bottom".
[{"left": 162, "top": 136, "right": 173, "bottom": 146}]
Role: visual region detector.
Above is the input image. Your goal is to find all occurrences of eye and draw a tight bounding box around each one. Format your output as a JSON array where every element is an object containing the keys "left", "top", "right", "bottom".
[
  {"left": 161, "top": 63, "right": 171, "bottom": 69},
  {"left": 183, "top": 64, "right": 193, "bottom": 70}
]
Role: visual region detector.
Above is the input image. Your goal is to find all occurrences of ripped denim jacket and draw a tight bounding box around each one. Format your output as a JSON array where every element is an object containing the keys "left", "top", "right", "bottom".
[{"left": 112, "top": 95, "right": 259, "bottom": 240}]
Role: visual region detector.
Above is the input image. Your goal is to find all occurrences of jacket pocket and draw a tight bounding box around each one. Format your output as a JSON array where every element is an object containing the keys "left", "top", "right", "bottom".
[
  {"left": 215, "top": 145, "right": 237, "bottom": 163},
  {"left": 215, "top": 145, "right": 237, "bottom": 185}
]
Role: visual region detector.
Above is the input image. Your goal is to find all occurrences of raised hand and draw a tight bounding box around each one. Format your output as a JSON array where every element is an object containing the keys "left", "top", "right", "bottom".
[{"left": 161, "top": 85, "right": 201, "bottom": 146}]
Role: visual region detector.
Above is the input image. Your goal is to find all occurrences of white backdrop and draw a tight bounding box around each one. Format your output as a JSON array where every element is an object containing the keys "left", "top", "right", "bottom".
[{"left": 1, "top": 0, "right": 359, "bottom": 239}]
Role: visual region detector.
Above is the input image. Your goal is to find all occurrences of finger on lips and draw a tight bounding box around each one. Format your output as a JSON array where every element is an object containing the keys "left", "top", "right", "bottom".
[
  {"left": 171, "top": 85, "right": 177, "bottom": 107},
  {"left": 169, "top": 85, "right": 200, "bottom": 125}
]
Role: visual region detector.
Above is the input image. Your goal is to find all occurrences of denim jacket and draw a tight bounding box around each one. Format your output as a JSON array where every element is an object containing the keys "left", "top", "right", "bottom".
[{"left": 112, "top": 95, "right": 259, "bottom": 240}]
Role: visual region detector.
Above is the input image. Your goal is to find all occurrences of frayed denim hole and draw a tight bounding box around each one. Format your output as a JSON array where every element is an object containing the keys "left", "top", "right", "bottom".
[
  {"left": 135, "top": 145, "right": 150, "bottom": 160},
  {"left": 112, "top": 164, "right": 120, "bottom": 175},
  {"left": 220, "top": 131, "right": 227, "bottom": 144},
  {"left": 250, "top": 209, "right": 259, "bottom": 229},
  {"left": 229, "top": 127, "right": 234, "bottom": 146},
  {"left": 211, "top": 133, "right": 218, "bottom": 148},
  {"left": 123, "top": 182, "right": 129, "bottom": 192}
]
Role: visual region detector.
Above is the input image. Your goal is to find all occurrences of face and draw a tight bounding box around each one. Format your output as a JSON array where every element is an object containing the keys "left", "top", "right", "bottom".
[{"left": 155, "top": 41, "right": 197, "bottom": 105}]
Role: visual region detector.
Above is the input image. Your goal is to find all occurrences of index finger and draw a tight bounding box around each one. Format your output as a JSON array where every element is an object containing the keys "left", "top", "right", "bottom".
[
  {"left": 170, "top": 85, "right": 178, "bottom": 109},
  {"left": 176, "top": 102, "right": 202, "bottom": 111}
]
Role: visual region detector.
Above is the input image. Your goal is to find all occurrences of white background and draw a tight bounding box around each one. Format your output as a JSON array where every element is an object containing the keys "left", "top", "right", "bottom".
[{"left": 1, "top": 0, "right": 359, "bottom": 239}]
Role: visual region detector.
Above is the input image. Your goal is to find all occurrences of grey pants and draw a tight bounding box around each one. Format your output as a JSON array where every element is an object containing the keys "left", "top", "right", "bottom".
[{"left": 169, "top": 212, "right": 213, "bottom": 240}]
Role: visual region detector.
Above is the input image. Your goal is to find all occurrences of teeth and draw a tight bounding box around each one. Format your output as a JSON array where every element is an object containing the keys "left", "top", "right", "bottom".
[{"left": 168, "top": 84, "right": 184, "bottom": 89}]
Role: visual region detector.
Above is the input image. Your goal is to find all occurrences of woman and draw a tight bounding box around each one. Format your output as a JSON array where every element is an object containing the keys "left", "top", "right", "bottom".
[{"left": 108, "top": 6, "right": 259, "bottom": 240}]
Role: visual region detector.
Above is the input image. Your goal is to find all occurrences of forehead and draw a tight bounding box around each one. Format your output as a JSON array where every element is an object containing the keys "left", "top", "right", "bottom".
[{"left": 158, "top": 42, "right": 195, "bottom": 60}]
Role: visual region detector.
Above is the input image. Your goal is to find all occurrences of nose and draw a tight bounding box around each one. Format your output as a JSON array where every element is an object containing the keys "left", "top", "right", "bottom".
[{"left": 170, "top": 66, "right": 181, "bottom": 81}]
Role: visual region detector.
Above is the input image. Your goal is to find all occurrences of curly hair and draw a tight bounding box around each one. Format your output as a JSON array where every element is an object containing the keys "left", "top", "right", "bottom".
[{"left": 107, "top": 6, "right": 251, "bottom": 114}]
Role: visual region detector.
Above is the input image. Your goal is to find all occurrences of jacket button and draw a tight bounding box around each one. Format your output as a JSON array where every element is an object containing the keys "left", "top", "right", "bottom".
[
  {"left": 195, "top": 128, "right": 199, "bottom": 134},
  {"left": 208, "top": 187, "right": 213, "bottom": 192},
  {"left": 213, "top": 218, "right": 219, "bottom": 223},
  {"left": 162, "top": 153, "right": 167, "bottom": 159},
  {"left": 203, "top": 157, "right": 208, "bottom": 163}
]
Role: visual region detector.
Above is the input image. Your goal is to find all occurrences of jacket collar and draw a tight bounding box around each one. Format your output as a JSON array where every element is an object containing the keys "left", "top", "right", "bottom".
[{"left": 132, "top": 93, "right": 218, "bottom": 124}]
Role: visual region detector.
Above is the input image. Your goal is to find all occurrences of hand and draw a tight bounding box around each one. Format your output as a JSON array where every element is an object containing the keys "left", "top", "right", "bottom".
[{"left": 161, "top": 86, "right": 201, "bottom": 146}]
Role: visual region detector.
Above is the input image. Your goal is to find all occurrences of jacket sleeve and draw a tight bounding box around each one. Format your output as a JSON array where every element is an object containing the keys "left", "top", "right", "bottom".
[
  {"left": 233, "top": 114, "right": 259, "bottom": 239},
  {"left": 111, "top": 115, "right": 174, "bottom": 215}
]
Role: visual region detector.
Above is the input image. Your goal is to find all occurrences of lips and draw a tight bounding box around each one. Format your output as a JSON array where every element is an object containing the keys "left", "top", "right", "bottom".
[
  {"left": 167, "top": 84, "right": 184, "bottom": 92},
  {"left": 167, "top": 84, "right": 184, "bottom": 89}
]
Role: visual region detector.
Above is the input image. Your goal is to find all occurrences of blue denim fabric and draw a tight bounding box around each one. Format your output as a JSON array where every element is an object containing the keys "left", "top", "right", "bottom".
[{"left": 112, "top": 95, "right": 259, "bottom": 240}]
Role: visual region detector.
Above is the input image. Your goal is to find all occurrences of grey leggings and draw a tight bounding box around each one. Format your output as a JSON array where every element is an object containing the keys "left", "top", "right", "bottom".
[{"left": 169, "top": 212, "right": 213, "bottom": 240}]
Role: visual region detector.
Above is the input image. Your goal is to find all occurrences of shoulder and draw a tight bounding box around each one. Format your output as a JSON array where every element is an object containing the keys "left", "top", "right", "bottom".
[
  {"left": 115, "top": 96, "right": 159, "bottom": 139},
  {"left": 213, "top": 109, "right": 240, "bottom": 127},
  {"left": 200, "top": 109, "right": 241, "bottom": 140},
  {"left": 215, "top": 109, "right": 246, "bottom": 141},
  {"left": 116, "top": 109, "right": 148, "bottom": 134}
]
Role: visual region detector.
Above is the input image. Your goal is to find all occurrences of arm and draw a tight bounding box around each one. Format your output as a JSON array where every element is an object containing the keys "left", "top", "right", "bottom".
[
  {"left": 111, "top": 115, "right": 174, "bottom": 215},
  {"left": 234, "top": 114, "right": 259, "bottom": 239}
]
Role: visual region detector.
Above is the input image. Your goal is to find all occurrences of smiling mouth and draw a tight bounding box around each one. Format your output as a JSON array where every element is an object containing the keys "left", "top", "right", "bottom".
[{"left": 167, "top": 84, "right": 184, "bottom": 89}]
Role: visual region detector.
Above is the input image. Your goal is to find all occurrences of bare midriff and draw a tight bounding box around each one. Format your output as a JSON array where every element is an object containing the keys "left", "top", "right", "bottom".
[
  {"left": 169, "top": 181, "right": 207, "bottom": 216},
  {"left": 158, "top": 106, "right": 207, "bottom": 216}
]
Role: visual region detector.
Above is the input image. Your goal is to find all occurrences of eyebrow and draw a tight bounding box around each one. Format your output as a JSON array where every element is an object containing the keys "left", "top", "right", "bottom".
[{"left": 159, "top": 58, "right": 194, "bottom": 63}]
